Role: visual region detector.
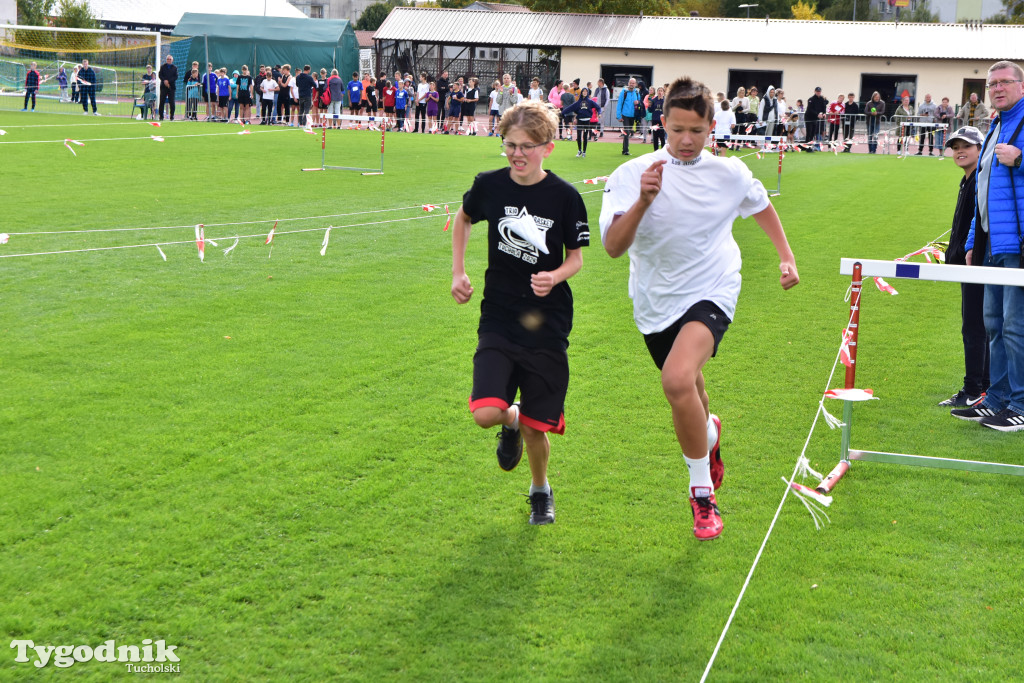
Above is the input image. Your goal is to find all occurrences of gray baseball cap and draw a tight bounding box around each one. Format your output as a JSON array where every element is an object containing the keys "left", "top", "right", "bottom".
[{"left": 945, "top": 126, "right": 983, "bottom": 148}]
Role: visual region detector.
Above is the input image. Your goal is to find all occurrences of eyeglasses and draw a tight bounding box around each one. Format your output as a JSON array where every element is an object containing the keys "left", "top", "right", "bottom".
[
  {"left": 501, "top": 141, "right": 549, "bottom": 154},
  {"left": 985, "top": 79, "right": 1023, "bottom": 89}
]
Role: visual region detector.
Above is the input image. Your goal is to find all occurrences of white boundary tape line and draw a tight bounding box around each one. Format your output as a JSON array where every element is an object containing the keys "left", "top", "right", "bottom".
[
  {"left": 0, "top": 213, "right": 446, "bottom": 259},
  {"left": 6, "top": 203, "right": 467, "bottom": 236},
  {"left": 5, "top": 173, "right": 612, "bottom": 238},
  {"left": 0, "top": 128, "right": 295, "bottom": 145}
]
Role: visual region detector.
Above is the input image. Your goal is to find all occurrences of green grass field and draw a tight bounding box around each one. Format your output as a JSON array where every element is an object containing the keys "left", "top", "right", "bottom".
[{"left": 1, "top": 112, "right": 1022, "bottom": 681}]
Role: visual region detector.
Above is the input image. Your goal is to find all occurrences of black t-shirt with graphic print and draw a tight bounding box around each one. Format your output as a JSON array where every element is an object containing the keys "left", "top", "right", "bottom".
[{"left": 462, "top": 168, "right": 589, "bottom": 350}]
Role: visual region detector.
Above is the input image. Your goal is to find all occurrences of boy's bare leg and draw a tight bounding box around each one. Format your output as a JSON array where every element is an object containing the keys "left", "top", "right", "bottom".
[
  {"left": 662, "top": 322, "right": 714, "bottom": 459},
  {"left": 521, "top": 425, "right": 549, "bottom": 488}
]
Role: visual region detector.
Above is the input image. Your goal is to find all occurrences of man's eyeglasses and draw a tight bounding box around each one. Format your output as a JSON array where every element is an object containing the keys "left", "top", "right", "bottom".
[
  {"left": 985, "top": 79, "right": 1023, "bottom": 90},
  {"left": 501, "top": 141, "right": 549, "bottom": 154}
]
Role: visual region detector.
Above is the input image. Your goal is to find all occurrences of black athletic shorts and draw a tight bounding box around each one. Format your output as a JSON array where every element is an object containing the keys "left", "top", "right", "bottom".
[
  {"left": 469, "top": 332, "right": 568, "bottom": 434},
  {"left": 643, "top": 300, "right": 731, "bottom": 371},
  {"left": 218, "top": 94, "right": 228, "bottom": 108}
]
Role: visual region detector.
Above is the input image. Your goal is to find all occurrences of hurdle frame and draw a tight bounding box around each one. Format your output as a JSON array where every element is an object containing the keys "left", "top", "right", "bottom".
[
  {"left": 303, "top": 114, "right": 385, "bottom": 175},
  {"left": 817, "top": 258, "right": 1024, "bottom": 494},
  {"left": 709, "top": 134, "right": 784, "bottom": 196}
]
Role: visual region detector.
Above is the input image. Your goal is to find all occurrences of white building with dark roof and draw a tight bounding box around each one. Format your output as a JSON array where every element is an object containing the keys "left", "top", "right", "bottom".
[{"left": 374, "top": 7, "right": 1024, "bottom": 110}]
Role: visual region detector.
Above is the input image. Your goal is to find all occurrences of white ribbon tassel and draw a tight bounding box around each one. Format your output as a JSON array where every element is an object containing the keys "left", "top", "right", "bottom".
[
  {"left": 320, "top": 226, "right": 332, "bottom": 256},
  {"left": 156, "top": 245, "right": 167, "bottom": 261},
  {"left": 785, "top": 477, "right": 832, "bottom": 530},
  {"left": 818, "top": 401, "right": 846, "bottom": 430},
  {"left": 223, "top": 236, "right": 239, "bottom": 256},
  {"left": 795, "top": 455, "right": 824, "bottom": 483}
]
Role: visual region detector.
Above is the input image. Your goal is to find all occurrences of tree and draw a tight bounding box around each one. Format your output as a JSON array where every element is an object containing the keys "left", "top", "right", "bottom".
[
  {"left": 791, "top": 0, "right": 824, "bottom": 19},
  {"left": 355, "top": 2, "right": 393, "bottom": 30},
  {"left": 1001, "top": 0, "right": 1024, "bottom": 22},
  {"left": 53, "top": 0, "right": 98, "bottom": 29},
  {"left": 16, "top": 0, "right": 56, "bottom": 26}
]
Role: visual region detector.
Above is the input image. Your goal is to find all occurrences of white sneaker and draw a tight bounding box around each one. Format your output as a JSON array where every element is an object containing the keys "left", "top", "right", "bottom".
[
  {"left": 575, "top": 151, "right": 581, "bottom": 157},
  {"left": 581, "top": 152, "right": 586, "bottom": 158}
]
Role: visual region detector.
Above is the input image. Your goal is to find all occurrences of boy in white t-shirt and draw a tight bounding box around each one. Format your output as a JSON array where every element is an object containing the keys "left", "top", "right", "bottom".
[
  {"left": 712, "top": 99, "right": 736, "bottom": 148},
  {"left": 599, "top": 77, "right": 799, "bottom": 541}
]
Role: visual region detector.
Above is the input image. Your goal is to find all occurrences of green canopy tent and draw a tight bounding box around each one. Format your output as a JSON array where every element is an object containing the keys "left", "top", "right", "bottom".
[{"left": 172, "top": 13, "right": 358, "bottom": 81}]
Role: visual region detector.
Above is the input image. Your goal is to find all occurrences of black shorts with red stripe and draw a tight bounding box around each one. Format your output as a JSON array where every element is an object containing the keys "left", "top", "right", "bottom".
[{"left": 468, "top": 332, "right": 568, "bottom": 434}]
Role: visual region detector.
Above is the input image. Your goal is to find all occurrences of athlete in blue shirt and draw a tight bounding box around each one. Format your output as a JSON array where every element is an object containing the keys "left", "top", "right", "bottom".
[{"left": 347, "top": 72, "right": 363, "bottom": 119}]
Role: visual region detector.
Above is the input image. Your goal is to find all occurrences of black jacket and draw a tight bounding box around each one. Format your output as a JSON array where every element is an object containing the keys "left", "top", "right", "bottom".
[
  {"left": 158, "top": 63, "right": 178, "bottom": 90},
  {"left": 947, "top": 169, "right": 984, "bottom": 265}
]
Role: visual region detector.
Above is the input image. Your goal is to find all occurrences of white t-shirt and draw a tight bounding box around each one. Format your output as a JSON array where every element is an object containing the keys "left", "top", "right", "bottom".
[
  {"left": 529, "top": 87, "right": 544, "bottom": 101},
  {"left": 489, "top": 89, "right": 499, "bottom": 111},
  {"left": 713, "top": 109, "right": 736, "bottom": 136},
  {"left": 417, "top": 81, "right": 429, "bottom": 104},
  {"left": 731, "top": 96, "right": 749, "bottom": 114},
  {"left": 261, "top": 78, "right": 277, "bottom": 100},
  {"left": 598, "top": 148, "right": 770, "bottom": 334}
]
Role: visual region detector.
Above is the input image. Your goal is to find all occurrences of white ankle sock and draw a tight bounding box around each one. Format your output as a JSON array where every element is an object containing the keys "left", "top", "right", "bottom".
[
  {"left": 508, "top": 404, "right": 520, "bottom": 431},
  {"left": 685, "top": 455, "right": 713, "bottom": 498},
  {"left": 706, "top": 416, "right": 718, "bottom": 452},
  {"left": 530, "top": 481, "right": 550, "bottom": 495}
]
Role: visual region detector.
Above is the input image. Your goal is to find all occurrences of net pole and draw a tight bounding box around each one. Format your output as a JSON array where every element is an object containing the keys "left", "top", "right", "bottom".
[
  {"left": 776, "top": 146, "right": 783, "bottom": 194},
  {"left": 322, "top": 126, "right": 326, "bottom": 170}
]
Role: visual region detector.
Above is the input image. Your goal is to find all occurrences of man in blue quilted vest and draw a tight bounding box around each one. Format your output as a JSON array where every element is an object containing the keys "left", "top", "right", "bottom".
[{"left": 954, "top": 60, "right": 1024, "bottom": 432}]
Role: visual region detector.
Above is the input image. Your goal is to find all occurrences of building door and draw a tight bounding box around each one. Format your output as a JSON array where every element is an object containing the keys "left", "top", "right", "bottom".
[
  {"left": 961, "top": 78, "right": 985, "bottom": 110},
  {"left": 600, "top": 64, "right": 653, "bottom": 96},
  {"left": 727, "top": 69, "right": 782, "bottom": 99},
  {"left": 860, "top": 73, "right": 917, "bottom": 108}
]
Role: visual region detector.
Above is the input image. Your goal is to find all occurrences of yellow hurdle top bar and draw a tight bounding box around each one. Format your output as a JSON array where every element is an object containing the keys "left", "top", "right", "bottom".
[{"left": 840, "top": 258, "right": 1024, "bottom": 287}]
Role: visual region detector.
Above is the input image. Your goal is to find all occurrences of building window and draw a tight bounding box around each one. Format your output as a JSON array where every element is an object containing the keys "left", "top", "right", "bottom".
[{"left": 311, "top": 4, "right": 324, "bottom": 17}]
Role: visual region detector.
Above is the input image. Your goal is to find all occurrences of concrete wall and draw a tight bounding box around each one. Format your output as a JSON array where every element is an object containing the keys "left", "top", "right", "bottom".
[{"left": 561, "top": 46, "right": 999, "bottom": 107}]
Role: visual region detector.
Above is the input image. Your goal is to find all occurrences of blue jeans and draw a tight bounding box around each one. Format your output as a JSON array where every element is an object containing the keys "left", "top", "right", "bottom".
[{"left": 982, "top": 251, "right": 1024, "bottom": 414}]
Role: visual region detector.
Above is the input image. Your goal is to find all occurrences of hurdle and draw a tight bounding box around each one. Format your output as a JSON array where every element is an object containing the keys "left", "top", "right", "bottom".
[
  {"left": 303, "top": 114, "right": 385, "bottom": 175},
  {"left": 817, "top": 258, "right": 1024, "bottom": 494},
  {"left": 709, "top": 134, "right": 785, "bottom": 196}
]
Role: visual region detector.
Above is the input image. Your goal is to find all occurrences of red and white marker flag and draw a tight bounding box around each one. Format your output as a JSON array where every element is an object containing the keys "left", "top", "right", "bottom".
[
  {"left": 422, "top": 204, "right": 438, "bottom": 212},
  {"left": 148, "top": 121, "right": 161, "bottom": 127},
  {"left": 443, "top": 205, "right": 452, "bottom": 232},
  {"left": 874, "top": 276, "right": 898, "bottom": 295},
  {"left": 195, "top": 224, "right": 205, "bottom": 262},
  {"left": 0, "top": 233, "right": 10, "bottom": 245},
  {"left": 838, "top": 328, "right": 854, "bottom": 368},
  {"left": 320, "top": 226, "right": 332, "bottom": 256},
  {"left": 64, "top": 138, "right": 84, "bottom": 156},
  {"left": 265, "top": 220, "right": 278, "bottom": 245},
  {"left": 151, "top": 135, "right": 164, "bottom": 142},
  {"left": 583, "top": 176, "right": 610, "bottom": 184},
  {"left": 0, "top": 129, "right": 7, "bottom": 136},
  {"left": 238, "top": 129, "right": 251, "bottom": 135},
  {"left": 823, "top": 388, "right": 876, "bottom": 401}
]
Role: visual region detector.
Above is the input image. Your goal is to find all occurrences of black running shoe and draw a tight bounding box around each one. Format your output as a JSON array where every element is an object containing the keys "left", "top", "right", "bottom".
[
  {"left": 951, "top": 404, "right": 999, "bottom": 422},
  {"left": 938, "top": 390, "right": 985, "bottom": 408},
  {"left": 529, "top": 488, "right": 555, "bottom": 525},
  {"left": 980, "top": 408, "right": 1024, "bottom": 432},
  {"left": 496, "top": 407, "right": 523, "bottom": 471}
]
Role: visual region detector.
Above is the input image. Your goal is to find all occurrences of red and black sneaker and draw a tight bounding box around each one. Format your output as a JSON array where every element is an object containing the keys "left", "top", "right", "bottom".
[
  {"left": 689, "top": 487, "right": 723, "bottom": 541},
  {"left": 709, "top": 414, "right": 724, "bottom": 490}
]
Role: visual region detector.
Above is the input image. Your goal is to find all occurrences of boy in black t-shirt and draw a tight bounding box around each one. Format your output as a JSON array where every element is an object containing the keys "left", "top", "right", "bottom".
[{"left": 451, "top": 100, "right": 589, "bottom": 526}]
